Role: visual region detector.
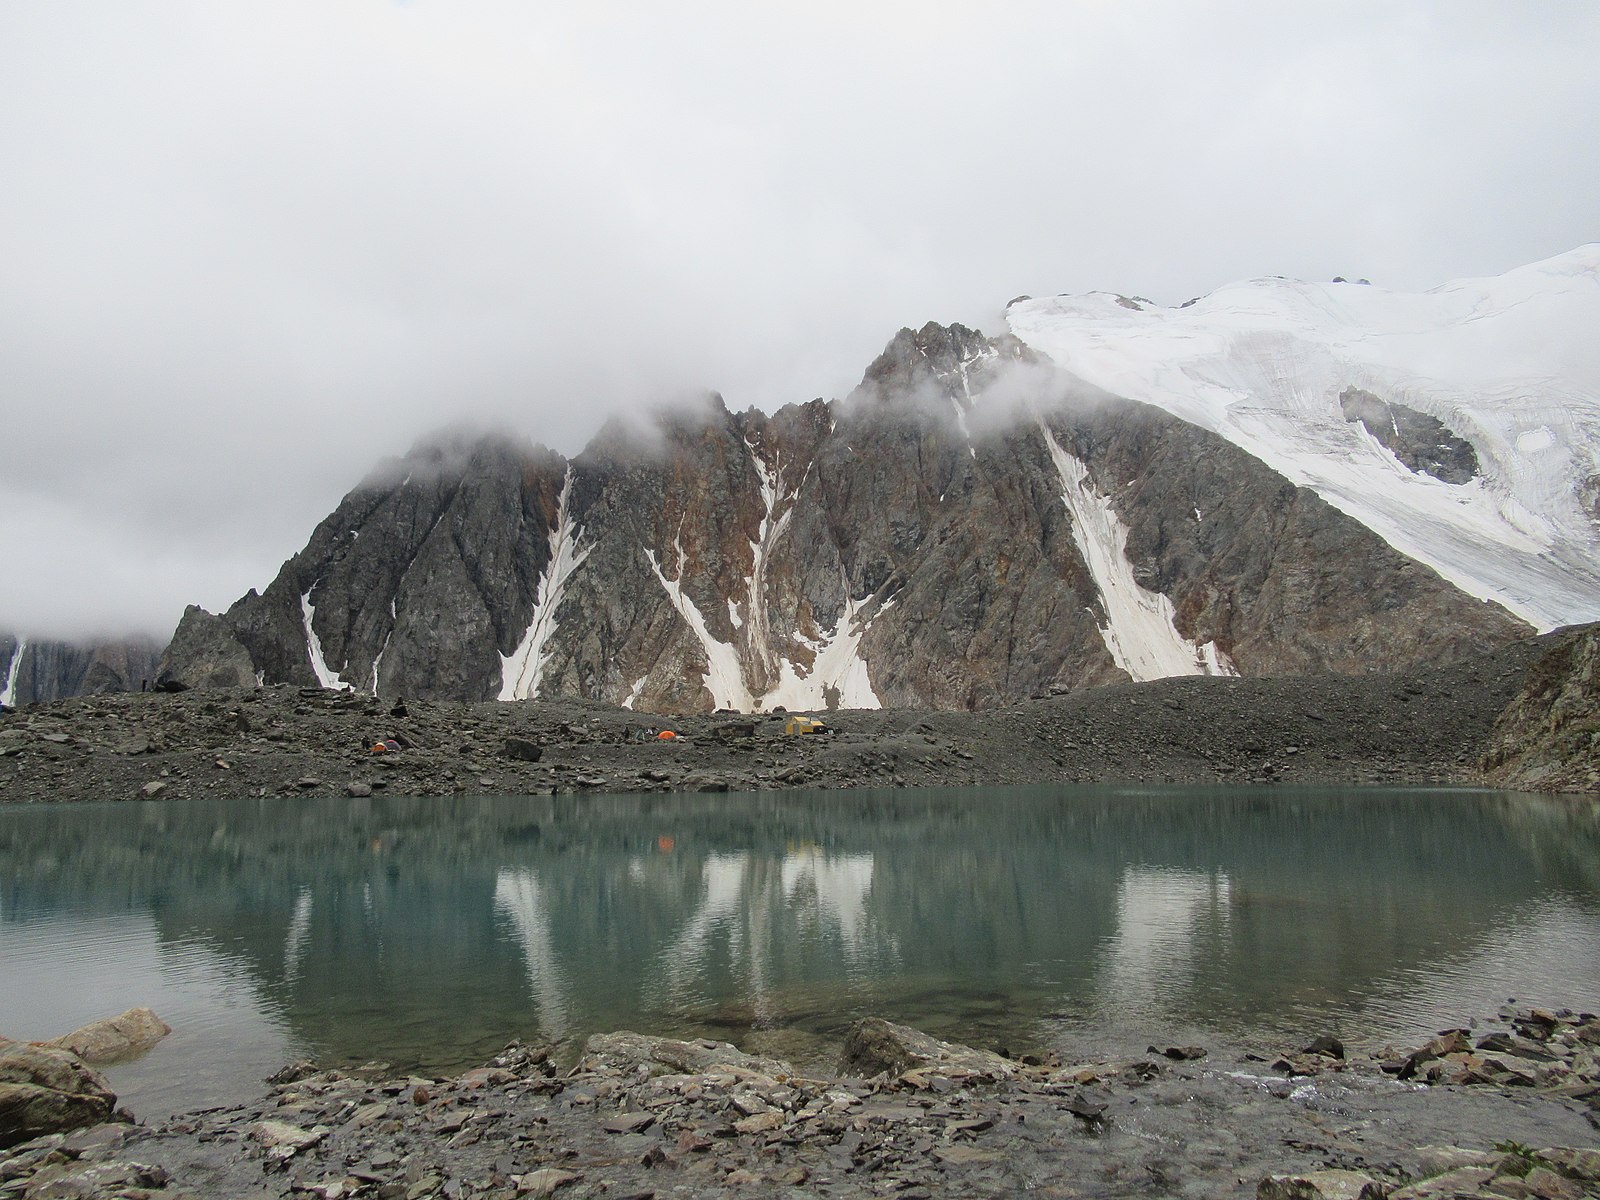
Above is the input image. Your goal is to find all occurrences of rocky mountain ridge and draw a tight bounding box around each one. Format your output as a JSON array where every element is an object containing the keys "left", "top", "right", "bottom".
[
  {"left": 156, "top": 322, "right": 1534, "bottom": 712},
  {"left": 0, "top": 635, "right": 163, "bottom": 708}
]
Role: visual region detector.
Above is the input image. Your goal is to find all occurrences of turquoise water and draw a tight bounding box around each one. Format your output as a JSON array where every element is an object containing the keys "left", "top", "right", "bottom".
[{"left": 2, "top": 785, "right": 1598, "bottom": 1117}]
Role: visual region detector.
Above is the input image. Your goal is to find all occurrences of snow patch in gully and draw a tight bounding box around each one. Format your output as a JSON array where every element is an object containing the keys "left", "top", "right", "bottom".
[
  {"left": 1042, "top": 426, "right": 1234, "bottom": 682},
  {"left": 301, "top": 589, "right": 351, "bottom": 690},
  {"left": 1, "top": 638, "right": 26, "bottom": 708},
  {"left": 500, "top": 469, "right": 591, "bottom": 702}
]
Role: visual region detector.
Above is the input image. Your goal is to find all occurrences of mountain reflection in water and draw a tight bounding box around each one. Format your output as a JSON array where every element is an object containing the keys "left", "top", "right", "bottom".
[{"left": 1, "top": 785, "right": 1597, "bottom": 1117}]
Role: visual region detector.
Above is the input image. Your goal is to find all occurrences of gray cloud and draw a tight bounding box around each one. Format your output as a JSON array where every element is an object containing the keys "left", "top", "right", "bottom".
[{"left": 3, "top": 0, "right": 1597, "bottom": 637}]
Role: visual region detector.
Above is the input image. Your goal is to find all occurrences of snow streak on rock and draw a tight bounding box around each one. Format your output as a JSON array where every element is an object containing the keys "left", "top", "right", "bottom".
[
  {"left": 647, "top": 538, "right": 756, "bottom": 712},
  {"left": 300, "top": 589, "right": 351, "bottom": 690},
  {"left": 1, "top": 638, "right": 25, "bottom": 708},
  {"left": 645, "top": 447, "right": 883, "bottom": 713},
  {"left": 741, "top": 439, "right": 794, "bottom": 693},
  {"left": 1009, "top": 246, "right": 1600, "bottom": 629},
  {"left": 370, "top": 633, "right": 390, "bottom": 696},
  {"left": 500, "top": 470, "right": 591, "bottom": 702},
  {"left": 945, "top": 344, "right": 995, "bottom": 455},
  {"left": 762, "top": 585, "right": 888, "bottom": 712},
  {"left": 1043, "top": 426, "right": 1235, "bottom": 681}
]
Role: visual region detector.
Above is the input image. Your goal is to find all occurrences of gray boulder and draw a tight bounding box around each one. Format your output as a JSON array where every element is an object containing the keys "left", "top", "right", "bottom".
[
  {"left": 45, "top": 1007, "right": 170, "bottom": 1064},
  {"left": 839, "top": 1017, "right": 1017, "bottom": 1082},
  {"left": 0, "top": 1043, "right": 117, "bottom": 1149}
]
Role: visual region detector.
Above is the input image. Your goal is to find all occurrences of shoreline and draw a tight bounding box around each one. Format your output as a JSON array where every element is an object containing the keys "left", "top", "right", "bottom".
[
  {"left": 0, "top": 631, "right": 1586, "bottom": 806},
  {"left": 4, "top": 1010, "right": 1598, "bottom": 1199}
]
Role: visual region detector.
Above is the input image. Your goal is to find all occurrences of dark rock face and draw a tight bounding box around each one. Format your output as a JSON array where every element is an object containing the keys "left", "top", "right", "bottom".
[
  {"left": 1481, "top": 622, "right": 1600, "bottom": 793},
  {"left": 155, "top": 607, "right": 256, "bottom": 690},
  {"left": 1340, "top": 387, "right": 1480, "bottom": 484},
  {"left": 157, "top": 326, "right": 1534, "bottom": 712},
  {"left": 215, "top": 434, "right": 571, "bottom": 701},
  {"left": 0, "top": 636, "right": 163, "bottom": 706}
]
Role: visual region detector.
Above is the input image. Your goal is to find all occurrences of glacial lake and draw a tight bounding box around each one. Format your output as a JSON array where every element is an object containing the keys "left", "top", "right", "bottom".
[{"left": 3, "top": 785, "right": 1599, "bottom": 1118}]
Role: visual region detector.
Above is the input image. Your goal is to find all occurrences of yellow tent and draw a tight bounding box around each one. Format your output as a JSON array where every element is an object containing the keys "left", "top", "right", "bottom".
[{"left": 784, "top": 715, "right": 826, "bottom": 736}]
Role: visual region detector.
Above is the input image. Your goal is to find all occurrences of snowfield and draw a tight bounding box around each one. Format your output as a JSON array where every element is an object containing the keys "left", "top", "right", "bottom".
[{"left": 1007, "top": 245, "right": 1600, "bottom": 631}]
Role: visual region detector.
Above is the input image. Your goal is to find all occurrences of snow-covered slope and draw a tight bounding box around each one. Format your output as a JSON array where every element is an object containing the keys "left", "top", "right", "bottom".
[{"left": 1007, "top": 246, "right": 1600, "bottom": 631}]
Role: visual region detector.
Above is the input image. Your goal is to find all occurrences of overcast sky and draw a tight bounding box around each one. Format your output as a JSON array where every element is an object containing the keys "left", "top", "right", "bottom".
[{"left": 3, "top": 1, "right": 1597, "bottom": 640}]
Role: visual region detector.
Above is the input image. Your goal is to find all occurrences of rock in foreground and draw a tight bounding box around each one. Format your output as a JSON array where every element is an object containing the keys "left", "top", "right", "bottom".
[
  {"left": 0, "top": 1043, "right": 117, "bottom": 1149},
  {"left": 46, "top": 1008, "right": 172, "bottom": 1065},
  {"left": 4, "top": 1013, "right": 1597, "bottom": 1198}
]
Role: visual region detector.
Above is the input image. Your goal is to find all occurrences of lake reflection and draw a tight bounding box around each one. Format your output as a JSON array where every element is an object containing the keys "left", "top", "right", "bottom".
[{"left": 2, "top": 786, "right": 1598, "bottom": 1116}]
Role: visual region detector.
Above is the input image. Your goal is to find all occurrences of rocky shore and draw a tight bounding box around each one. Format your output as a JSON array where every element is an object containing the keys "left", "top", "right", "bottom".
[
  {"left": 4, "top": 1008, "right": 1599, "bottom": 1199},
  {"left": 3, "top": 625, "right": 1597, "bottom": 806}
]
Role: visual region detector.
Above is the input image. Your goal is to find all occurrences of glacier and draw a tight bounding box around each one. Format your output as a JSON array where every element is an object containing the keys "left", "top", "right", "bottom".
[{"left": 1008, "top": 245, "right": 1600, "bottom": 631}]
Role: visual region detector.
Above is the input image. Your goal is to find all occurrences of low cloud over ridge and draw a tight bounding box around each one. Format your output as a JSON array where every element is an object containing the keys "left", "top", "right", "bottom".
[{"left": 2, "top": 2, "right": 1597, "bottom": 637}]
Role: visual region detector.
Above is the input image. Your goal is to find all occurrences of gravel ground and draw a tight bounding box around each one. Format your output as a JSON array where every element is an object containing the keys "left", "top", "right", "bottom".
[
  {"left": 5, "top": 1011, "right": 1599, "bottom": 1200},
  {"left": 0, "top": 635, "right": 1560, "bottom": 806}
]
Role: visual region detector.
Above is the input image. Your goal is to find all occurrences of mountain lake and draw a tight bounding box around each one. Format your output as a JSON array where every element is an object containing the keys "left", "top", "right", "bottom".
[{"left": 3, "top": 785, "right": 1598, "bottom": 1118}]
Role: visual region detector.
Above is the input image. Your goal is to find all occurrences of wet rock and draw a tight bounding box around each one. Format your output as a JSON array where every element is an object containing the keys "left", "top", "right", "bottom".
[
  {"left": 345, "top": 781, "right": 373, "bottom": 798},
  {"left": 248, "top": 1118, "right": 329, "bottom": 1163},
  {"left": 13, "top": 1157, "right": 176, "bottom": 1198},
  {"left": 603, "top": 1111, "right": 656, "bottom": 1135},
  {"left": 681, "top": 770, "right": 729, "bottom": 793},
  {"left": 839, "top": 1018, "right": 1016, "bottom": 1082},
  {"left": 1059, "top": 1090, "right": 1109, "bottom": 1123},
  {"left": 933, "top": 1144, "right": 1001, "bottom": 1166},
  {"left": 0, "top": 1081, "right": 116, "bottom": 1153},
  {"left": 1257, "top": 1169, "right": 1388, "bottom": 1199},
  {"left": 1411, "top": 1146, "right": 1506, "bottom": 1177},
  {"left": 1389, "top": 1166, "right": 1496, "bottom": 1198},
  {"left": 732, "top": 1110, "right": 784, "bottom": 1134},
  {"left": 1304, "top": 1035, "right": 1346, "bottom": 1060},
  {"left": 1398, "top": 1030, "right": 1472, "bottom": 1079},
  {"left": 579, "top": 1033, "right": 790, "bottom": 1080},
  {"left": 511, "top": 1167, "right": 580, "bottom": 1196},
  {"left": 266, "top": 1060, "right": 320, "bottom": 1086},
  {"left": 45, "top": 1007, "right": 171, "bottom": 1064},
  {"left": 1538, "top": 1147, "right": 1600, "bottom": 1182}
]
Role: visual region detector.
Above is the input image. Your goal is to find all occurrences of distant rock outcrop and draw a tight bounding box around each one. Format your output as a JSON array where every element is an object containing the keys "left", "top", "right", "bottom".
[
  {"left": 155, "top": 606, "right": 257, "bottom": 691},
  {"left": 0, "top": 635, "right": 163, "bottom": 707},
  {"left": 1482, "top": 622, "right": 1600, "bottom": 793},
  {"left": 157, "top": 324, "right": 1534, "bottom": 712},
  {"left": 1339, "top": 387, "right": 1480, "bottom": 484}
]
